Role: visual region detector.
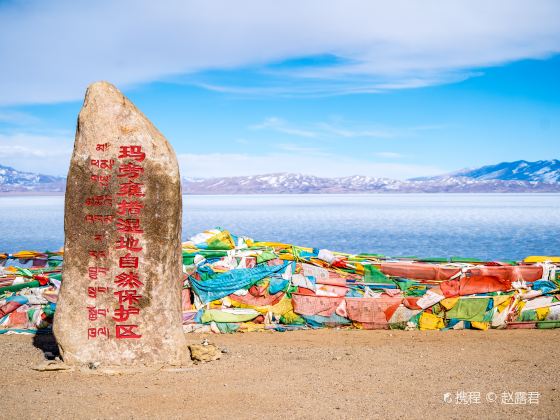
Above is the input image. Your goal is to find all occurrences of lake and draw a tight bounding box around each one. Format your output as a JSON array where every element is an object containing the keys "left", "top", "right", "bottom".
[{"left": 0, "top": 194, "right": 558, "bottom": 260}]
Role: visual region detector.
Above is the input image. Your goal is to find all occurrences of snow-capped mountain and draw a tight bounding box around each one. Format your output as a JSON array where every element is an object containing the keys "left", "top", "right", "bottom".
[
  {"left": 1, "top": 159, "right": 559, "bottom": 193},
  {"left": 183, "top": 173, "right": 403, "bottom": 194},
  {"left": 0, "top": 164, "right": 65, "bottom": 192},
  {"left": 184, "top": 160, "right": 560, "bottom": 193},
  {"left": 183, "top": 170, "right": 560, "bottom": 194},
  {"left": 416, "top": 159, "right": 560, "bottom": 183}
]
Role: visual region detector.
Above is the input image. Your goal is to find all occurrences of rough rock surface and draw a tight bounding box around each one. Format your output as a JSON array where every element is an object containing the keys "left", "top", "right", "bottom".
[
  {"left": 188, "top": 343, "right": 222, "bottom": 362},
  {"left": 54, "top": 81, "right": 188, "bottom": 366}
]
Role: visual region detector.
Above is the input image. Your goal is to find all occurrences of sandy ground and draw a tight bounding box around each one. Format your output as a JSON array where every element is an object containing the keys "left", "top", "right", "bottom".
[{"left": 1, "top": 329, "right": 559, "bottom": 419}]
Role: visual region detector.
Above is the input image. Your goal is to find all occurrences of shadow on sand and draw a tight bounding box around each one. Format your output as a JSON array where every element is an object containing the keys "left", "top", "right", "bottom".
[{"left": 32, "top": 332, "right": 60, "bottom": 360}]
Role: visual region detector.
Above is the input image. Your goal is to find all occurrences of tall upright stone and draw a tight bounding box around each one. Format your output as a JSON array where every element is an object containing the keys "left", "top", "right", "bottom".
[{"left": 54, "top": 81, "right": 189, "bottom": 366}]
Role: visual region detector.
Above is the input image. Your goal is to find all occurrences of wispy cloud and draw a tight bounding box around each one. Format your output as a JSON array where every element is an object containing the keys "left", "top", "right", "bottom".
[
  {"left": 0, "top": 132, "right": 73, "bottom": 175},
  {"left": 249, "top": 117, "right": 443, "bottom": 140},
  {"left": 193, "top": 67, "right": 485, "bottom": 98},
  {"left": 250, "top": 117, "right": 318, "bottom": 138},
  {"left": 177, "top": 152, "right": 443, "bottom": 179},
  {"left": 0, "top": 133, "right": 435, "bottom": 179},
  {"left": 191, "top": 79, "right": 386, "bottom": 98},
  {"left": 0, "top": 1, "right": 559, "bottom": 104},
  {"left": 0, "top": 110, "right": 40, "bottom": 125},
  {"left": 317, "top": 123, "right": 396, "bottom": 139}
]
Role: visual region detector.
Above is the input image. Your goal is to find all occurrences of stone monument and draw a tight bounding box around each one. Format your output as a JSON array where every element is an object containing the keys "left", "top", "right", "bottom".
[{"left": 53, "top": 81, "right": 189, "bottom": 366}]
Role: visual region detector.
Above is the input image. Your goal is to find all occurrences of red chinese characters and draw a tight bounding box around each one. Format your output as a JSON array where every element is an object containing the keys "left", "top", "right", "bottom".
[
  {"left": 118, "top": 145, "right": 145, "bottom": 162},
  {"left": 115, "top": 236, "right": 142, "bottom": 252},
  {"left": 113, "top": 145, "right": 146, "bottom": 339},
  {"left": 114, "top": 271, "right": 143, "bottom": 289},
  {"left": 112, "top": 305, "right": 140, "bottom": 322},
  {"left": 116, "top": 218, "right": 143, "bottom": 234},
  {"left": 119, "top": 253, "right": 139, "bottom": 269},
  {"left": 114, "top": 289, "right": 142, "bottom": 306},
  {"left": 86, "top": 144, "right": 147, "bottom": 340},
  {"left": 116, "top": 200, "right": 144, "bottom": 216},
  {"left": 117, "top": 181, "right": 145, "bottom": 198},
  {"left": 117, "top": 162, "right": 144, "bottom": 179},
  {"left": 115, "top": 324, "right": 141, "bottom": 339}
]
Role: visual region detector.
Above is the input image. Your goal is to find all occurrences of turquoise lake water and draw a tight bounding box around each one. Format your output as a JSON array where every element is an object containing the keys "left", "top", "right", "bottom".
[{"left": 0, "top": 194, "right": 558, "bottom": 260}]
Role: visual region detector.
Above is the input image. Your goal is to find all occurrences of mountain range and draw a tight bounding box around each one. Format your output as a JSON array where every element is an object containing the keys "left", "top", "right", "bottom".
[
  {"left": 0, "top": 164, "right": 66, "bottom": 192},
  {"left": 414, "top": 159, "right": 560, "bottom": 183},
  {"left": 184, "top": 159, "right": 560, "bottom": 193},
  {"left": 1, "top": 159, "right": 559, "bottom": 194}
]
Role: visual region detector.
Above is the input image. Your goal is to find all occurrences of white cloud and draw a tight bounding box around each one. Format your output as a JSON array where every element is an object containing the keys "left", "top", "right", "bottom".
[
  {"left": 317, "top": 123, "right": 396, "bottom": 139},
  {"left": 0, "top": 132, "right": 73, "bottom": 175},
  {"left": 0, "top": 0, "right": 559, "bottom": 104},
  {"left": 0, "top": 110, "right": 40, "bottom": 125},
  {"left": 250, "top": 117, "right": 318, "bottom": 138},
  {"left": 250, "top": 117, "right": 442, "bottom": 139},
  {"left": 0, "top": 133, "right": 436, "bottom": 179},
  {"left": 177, "top": 152, "right": 442, "bottom": 179}
]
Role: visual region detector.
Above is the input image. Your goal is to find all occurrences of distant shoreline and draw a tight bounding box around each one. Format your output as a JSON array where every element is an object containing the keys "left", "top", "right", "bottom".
[
  {"left": 2, "top": 159, "right": 559, "bottom": 195},
  {"left": 0, "top": 191, "right": 65, "bottom": 196},
  {"left": 1, "top": 191, "right": 560, "bottom": 197}
]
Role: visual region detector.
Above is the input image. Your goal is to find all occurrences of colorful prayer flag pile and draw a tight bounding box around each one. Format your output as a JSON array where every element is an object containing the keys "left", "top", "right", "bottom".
[{"left": 1, "top": 228, "right": 559, "bottom": 335}]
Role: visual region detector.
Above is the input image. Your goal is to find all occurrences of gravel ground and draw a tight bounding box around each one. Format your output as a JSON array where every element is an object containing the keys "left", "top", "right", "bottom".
[{"left": 1, "top": 329, "right": 559, "bottom": 419}]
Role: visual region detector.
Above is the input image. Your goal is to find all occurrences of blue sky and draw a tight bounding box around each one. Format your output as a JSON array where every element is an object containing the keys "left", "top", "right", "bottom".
[{"left": 0, "top": 0, "right": 559, "bottom": 178}]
